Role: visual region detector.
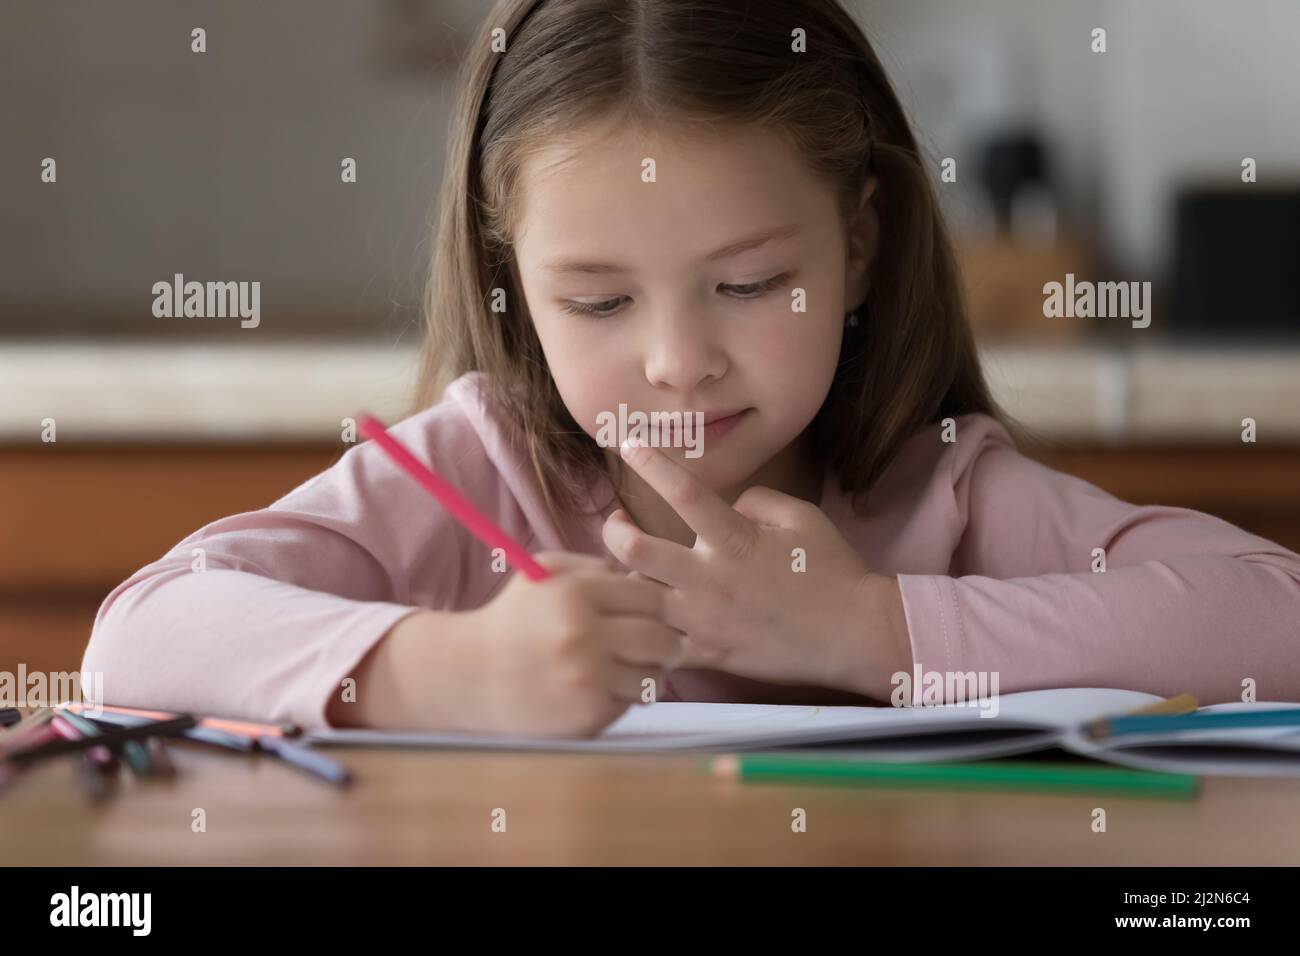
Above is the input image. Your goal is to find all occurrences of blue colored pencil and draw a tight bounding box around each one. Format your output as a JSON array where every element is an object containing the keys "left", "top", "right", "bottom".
[
  {"left": 1093, "top": 707, "right": 1300, "bottom": 739},
  {"left": 257, "top": 735, "right": 352, "bottom": 787}
]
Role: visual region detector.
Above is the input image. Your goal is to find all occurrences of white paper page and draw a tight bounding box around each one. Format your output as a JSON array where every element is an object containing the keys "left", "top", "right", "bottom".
[{"left": 305, "top": 686, "right": 1159, "bottom": 754}]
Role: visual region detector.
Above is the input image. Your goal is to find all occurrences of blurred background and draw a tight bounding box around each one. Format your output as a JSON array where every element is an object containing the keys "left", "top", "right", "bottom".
[{"left": 3, "top": 0, "right": 1298, "bottom": 676}]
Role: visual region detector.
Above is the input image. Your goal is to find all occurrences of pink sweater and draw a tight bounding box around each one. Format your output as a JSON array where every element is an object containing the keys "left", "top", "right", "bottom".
[{"left": 83, "top": 371, "right": 1300, "bottom": 728}]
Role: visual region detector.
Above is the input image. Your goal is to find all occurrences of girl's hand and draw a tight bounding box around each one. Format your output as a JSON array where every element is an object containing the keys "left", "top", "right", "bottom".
[
  {"left": 462, "top": 551, "right": 688, "bottom": 737},
  {"left": 602, "top": 438, "right": 911, "bottom": 696}
]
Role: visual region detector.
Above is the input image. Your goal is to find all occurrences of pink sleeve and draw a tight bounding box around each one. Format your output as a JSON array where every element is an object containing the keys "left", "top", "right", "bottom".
[
  {"left": 895, "top": 422, "right": 1300, "bottom": 704},
  {"left": 81, "top": 409, "right": 479, "bottom": 730}
]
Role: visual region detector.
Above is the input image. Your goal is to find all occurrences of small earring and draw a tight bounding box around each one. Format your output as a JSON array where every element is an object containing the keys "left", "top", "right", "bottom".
[{"left": 845, "top": 309, "right": 860, "bottom": 328}]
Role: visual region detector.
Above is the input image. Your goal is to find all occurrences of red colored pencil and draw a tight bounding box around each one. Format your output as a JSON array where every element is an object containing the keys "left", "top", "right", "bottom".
[{"left": 357, "top": 413, "right": 551, "bottom": 581}]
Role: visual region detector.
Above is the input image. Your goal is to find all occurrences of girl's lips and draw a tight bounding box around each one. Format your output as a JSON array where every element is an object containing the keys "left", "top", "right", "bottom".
[
  {"left": 649, "top": 408, "right": 753, "bottom": 446},
  {"left": 701, "top": 408, "right": 750, "bottom": 441}
]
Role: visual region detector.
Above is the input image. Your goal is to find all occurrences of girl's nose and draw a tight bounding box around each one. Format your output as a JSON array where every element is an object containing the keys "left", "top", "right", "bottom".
[{"left": 642, "top": 308, "right": 727, "bottom": 390}]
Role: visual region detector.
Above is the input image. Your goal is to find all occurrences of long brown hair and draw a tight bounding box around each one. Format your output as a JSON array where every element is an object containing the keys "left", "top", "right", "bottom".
[{"left": 411, "top": 0, "right": 1021, "bottom": 548}]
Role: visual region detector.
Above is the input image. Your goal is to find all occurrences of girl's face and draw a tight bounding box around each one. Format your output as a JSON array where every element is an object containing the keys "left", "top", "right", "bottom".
[{"left": 512, "top": 117, "right": 874, "bottom": 495}]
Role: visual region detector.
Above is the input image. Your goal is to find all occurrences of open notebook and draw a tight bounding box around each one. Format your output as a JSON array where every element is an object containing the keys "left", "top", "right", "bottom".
[{"left": 304, "top": 687, "right": 1300, "bottom": 777}]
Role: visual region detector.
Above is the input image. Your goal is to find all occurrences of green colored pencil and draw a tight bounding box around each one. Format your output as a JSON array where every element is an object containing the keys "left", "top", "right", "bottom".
[{"left": 709, "top": 754, "right": 1198, "bottom": 798}]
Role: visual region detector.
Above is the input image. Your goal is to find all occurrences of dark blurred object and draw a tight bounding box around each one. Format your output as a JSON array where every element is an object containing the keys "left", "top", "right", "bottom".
[
  {"left": 1171, "top": 188, "right": 1300, "bottom": 340},
  {"left": 977, "top": 130, "right": 1057, "bottom": 237}
]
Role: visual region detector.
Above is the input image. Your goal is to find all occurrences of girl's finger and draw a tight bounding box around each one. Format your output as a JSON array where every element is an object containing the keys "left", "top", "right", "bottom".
[
  {"left": 602, "top": 510, "right": 695, "bottom": 587},
  {"left": 618, "top": 439, "right": 756, "bottom": 555},
  {"left": 579, "top": 571, "right": 668, "bottom": 618},
  {"left": 605, "top": 616, "right": 688, "bottom": 667}
]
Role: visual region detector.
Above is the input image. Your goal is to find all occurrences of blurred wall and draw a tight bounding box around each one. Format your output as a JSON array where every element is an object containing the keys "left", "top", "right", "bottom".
[
  {"left": 3, "top": 0, "right": 1298, "bottom": 337},
  {"left": 0, "top": 0, "right": 480, "bottom": 337}
]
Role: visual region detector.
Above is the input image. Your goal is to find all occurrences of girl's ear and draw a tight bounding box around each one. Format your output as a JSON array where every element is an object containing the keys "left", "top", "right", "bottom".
[{"left": 844, "top": 175, "right": 880, "bottom": 312}]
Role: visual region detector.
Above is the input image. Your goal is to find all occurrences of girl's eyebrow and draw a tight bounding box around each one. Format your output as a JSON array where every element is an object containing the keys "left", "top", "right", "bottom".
[{"left": 540, "top": 224, "right": 802, "bottom": 275}]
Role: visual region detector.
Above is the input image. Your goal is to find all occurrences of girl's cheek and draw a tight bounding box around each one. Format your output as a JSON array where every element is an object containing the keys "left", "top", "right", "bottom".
[
  {"left": 750, "top": 304, "right": 837, "bottom": 353},
  {"left": 545, "top": 326, "right": 605, "bottom": 364}
]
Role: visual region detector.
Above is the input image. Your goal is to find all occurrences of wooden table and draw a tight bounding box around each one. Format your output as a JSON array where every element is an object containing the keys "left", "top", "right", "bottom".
[{"left": 4, "top": 742, "right": 1300, "bottom": 865}]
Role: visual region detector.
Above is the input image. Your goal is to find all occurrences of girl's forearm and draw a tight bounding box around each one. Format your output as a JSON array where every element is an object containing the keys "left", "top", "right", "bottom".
[{"left": 324, "top": 609, "right": 483, "bottom": 731}]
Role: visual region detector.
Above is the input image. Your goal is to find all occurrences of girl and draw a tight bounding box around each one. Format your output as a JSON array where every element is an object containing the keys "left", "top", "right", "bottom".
[{"left": 84, "top": 0, "right": 1300, "bottom": 735}]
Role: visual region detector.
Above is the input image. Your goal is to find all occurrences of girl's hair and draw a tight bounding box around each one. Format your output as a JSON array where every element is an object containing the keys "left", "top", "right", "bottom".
[{"left": 411, "top": 0, "right": 1024, "bottom": 548}]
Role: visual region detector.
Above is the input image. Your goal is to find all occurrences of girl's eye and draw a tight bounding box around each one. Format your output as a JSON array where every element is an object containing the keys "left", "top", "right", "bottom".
[
  {"left": 558, "top": 272, "right": 791, "bottom": 318},
  {"left": 720, "top": 272, "right": 791, "bottom": 298},
  {"left": 559, "top": 297, "right": 626, "bottom": 317}
]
